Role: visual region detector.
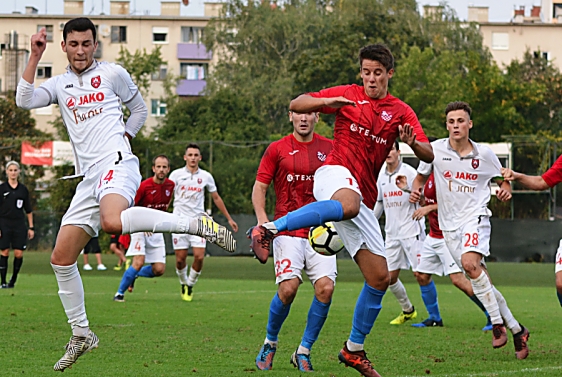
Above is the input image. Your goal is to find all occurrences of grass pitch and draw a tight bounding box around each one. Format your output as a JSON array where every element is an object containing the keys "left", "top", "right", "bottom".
[{"left": 0, "top": 253, "right": 560, "bottom": 377}]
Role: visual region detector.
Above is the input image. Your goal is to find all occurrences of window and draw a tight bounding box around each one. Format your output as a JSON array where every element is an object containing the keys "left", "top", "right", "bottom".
[
  {"left": 37, "top": 65, "right": 52, "bottom": 79},
  {"left": 534, "top": 51, "right": 550, "bottom": 61},
  {"left": 151, "top": 99, "right": 167, "bottom": 116},
  {"left": 181, "top": 26, "right": 204, "bottom": 43},
  {"left": 111, "top": 26, "right": 127, "bottom": 43},
  {"left": 151, "top": 65, "right": 168, "bottom": 80},
  {"left": 491, "top": 32, "right": 509, "bottom": 50},
  {"left": 37, "top": 25, "right": 54, "bottom": 42},
  {"left": 152, "top": 27, "right": 169, "bottom": 43},
  {"left": 180, "top": 63, "right": 206, "bottom": 80}
]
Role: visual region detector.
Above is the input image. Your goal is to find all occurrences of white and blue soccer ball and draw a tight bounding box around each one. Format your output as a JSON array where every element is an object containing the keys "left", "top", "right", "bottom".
[{"left": 308, "top": 222, "right": 345, "bottom": 256}]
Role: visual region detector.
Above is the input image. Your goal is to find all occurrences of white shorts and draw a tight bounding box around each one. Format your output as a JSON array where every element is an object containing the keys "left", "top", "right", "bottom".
[
  {"left": 442, "top": 216, "right": 491, "bottom": 268},
  {"left": 61, "top": 152, "right": 141, "bottom": 237},
  {"left": 555, "top": 240, "right": 562, "bottom": 274},
  {"left": 385, "top": 236, "right": 423, "bottom": 272},
  {"left": 416, "top": 235, "right": 462, "bottom": 276},
  {"left": 172, "top": 234, "right": 206, "bottom": 250},
  {"left": 273, "top": 236, "right": 337, "bottom": 285},
  {"left": 126, "top": 232, "right": 166, "bottom": 264},
  {"left": 313, "top": 165, "right": 385, "bottom": 259}
]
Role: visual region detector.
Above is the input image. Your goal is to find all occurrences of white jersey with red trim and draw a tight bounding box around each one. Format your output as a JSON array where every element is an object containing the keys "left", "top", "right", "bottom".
[
  {"left": 417, "top": 138, "right": 502, "bottom": 231},
  {"left": 169, "top": 167, "right": 217, "bottom": 217},
  {"left": 377, "top": 162, "right": 425, "bottom": 240},
  {"left": 29, "top": 61, "right": 139, "bottom": 174}
]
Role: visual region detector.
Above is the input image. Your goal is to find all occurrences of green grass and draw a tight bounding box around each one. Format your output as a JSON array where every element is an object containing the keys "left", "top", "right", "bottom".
[{"left": 0, "top": 253, "right": 560, "bottom": 376}]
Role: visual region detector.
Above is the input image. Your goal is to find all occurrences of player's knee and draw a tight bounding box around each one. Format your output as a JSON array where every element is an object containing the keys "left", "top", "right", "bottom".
[
  {"left": 152, "top": 265, "right": 165, "bottom": 276},
  {"left": 0, "top": 249, "right": 9, "bottom": 257},
  {"left": 314, "top": 280, "right": 335, "bottom": 302},
  {"left": 278, "top": 285, "right": 298, "bottom": 304},
  {"left": 416, "top": 273, "right": 431, "bottom": 286},
  {"left": 100, "top": 217, "right": 122, "bottom": 235},
  {"left": 461, "top": 260, "right": 479, "bottom": 276}
]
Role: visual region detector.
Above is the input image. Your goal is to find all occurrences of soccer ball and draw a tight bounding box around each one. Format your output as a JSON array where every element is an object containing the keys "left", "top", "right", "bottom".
[{"left": 308, "top": 222, "right": 345, "bottom": 256}]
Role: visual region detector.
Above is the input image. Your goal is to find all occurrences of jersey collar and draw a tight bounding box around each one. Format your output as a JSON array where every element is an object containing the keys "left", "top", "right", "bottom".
[
  {"left": 66, "top": 59, "right": 99, "bottom": 76},
  {"left": 445, "top": 138, "right": 480, "bottom": 159}
]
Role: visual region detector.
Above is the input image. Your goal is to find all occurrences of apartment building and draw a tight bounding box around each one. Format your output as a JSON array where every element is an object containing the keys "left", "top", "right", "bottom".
[{"left": 0, "top": 0, "right": 223, "bottom": 134}]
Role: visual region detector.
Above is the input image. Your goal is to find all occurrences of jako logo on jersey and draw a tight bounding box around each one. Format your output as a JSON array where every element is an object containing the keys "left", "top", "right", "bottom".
[
  {"left": 349, "top": 123, "right": 387, "bottom": 145},
  {"left": 78, "top": 92, "right": 105, "bottom": 106},
  {"left": 317, "top": 151, "right": 326, "bottom": 162},
  {"left": 289, "top": 150, "right": 299, "bottom": 155},
  {"left": 383, "top": 191, "right": 403, "bottom": 198},
  {"left": 197, "top": 178, "right": 202, "bottom": 184},
  {"left": 185, "top": 186, "right": 202, "bottom": 192},
  {"left": 381, "top": 111, "right": 392, "bottom": 122},
  {"left": 286, "top": 174, "right": 313, "bottom": 182},
  {"left": 65, "top": 84, "right": 73, "bottom": 89},
  {"left": 357, "top": 100, "right": 369, "bottom": 105},
  {"left": 91, "top": 75, "right": 101, "bottom": 88},
  {"left": 471, "top": 159, "right": 479, "bottom": 169},
  {"left": 443, "top": 170, "right": 453, "bottom": 179},
  {"left": 66, "top": 97, "right": 78, "bottom": 110},
  {"left": 455, "top": 172, "right": 478, "bottom": 180}
]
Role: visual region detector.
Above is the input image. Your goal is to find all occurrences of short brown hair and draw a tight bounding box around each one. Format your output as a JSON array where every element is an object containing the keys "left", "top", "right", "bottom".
[
  {"left": 359, "top": 44, "right": 394, "bottom": 72},
  {"left": 445, "top": 101, "right": 472, "bottom": 118},
  {"left": 152, "top": 154, "right": 169, "bottom": 166}
]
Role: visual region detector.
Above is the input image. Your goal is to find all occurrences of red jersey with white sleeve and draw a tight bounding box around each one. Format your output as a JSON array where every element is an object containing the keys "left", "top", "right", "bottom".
[
  {"left": 542, "top": 155, "right": 562, "bottom": 187},
  {"left": 423, "top": 173, "right": 443, "bottom": 239},
  {"left": 309, "top": 84, "right": 428, "bottom": 209},
  {"left": 257, "top": 133, "right": 333, "bottom": 238},
  {"left": 134, "top": 177, "right": 175, "bottom": 211}
]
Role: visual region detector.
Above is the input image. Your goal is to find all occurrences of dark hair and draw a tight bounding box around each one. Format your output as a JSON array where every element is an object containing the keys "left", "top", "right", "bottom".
[
  {"left": 185, "top": 143, "right": 201, "bottom": 153},
  {"left": 393, "top": 139, "right": 399, "bottom": 151},
  {"left": 152, "top": 154, "right": 170, "bottom": 166},
  {"left": 427, "top": 136, "right": 438, "bottom": 142},
  {"left": 359, "top": 44, "right": 394, "bottom": 72},
  {"left": 445, "top": 101, "right": 472, "bottom": 118},
  {"left": 63, "top": 17, "right": 97, "bottom": 42}
]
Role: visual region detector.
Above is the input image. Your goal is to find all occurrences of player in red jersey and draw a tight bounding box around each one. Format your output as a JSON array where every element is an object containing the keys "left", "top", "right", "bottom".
[
  {"left": 253, "top": 111, "right": 334, "bottom": 372},
  {"left": 251, "top": 44, "right": 433, "bottom": 377},
  {"left": 503, "top": 156, "right": 562, "bottom": 308},
  {"left": 113, "top": 155, "right": 175, "bottom": 302}
]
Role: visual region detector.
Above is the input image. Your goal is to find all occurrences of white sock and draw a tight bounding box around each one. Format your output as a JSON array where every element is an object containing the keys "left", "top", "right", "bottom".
[
  {"left": 176, "top": 266, "right": 189, "bottom": 285},
  {"left": 346, "top": 339, "right": 363, "bottom": 352},
  {"left": 51, "top": 262, "right": 89, "bottom": 336},
  {"left": 388, "top": 279, "right": 413, "bottom": 312},
  {"left": 492, "top": 286, "right": 521, "bottom": 334},
  {"left": 186, "top": 268, "right": 201, "bottom": 287},
  {"left": 121, "top": 207, "right": 194, "bottom": 234},
  {"left": 264, "top": 338, "right": 278, "bottom": 347},
  {"left": 471, "top": 271, "right": 501, "bottom": 324},
  {"left": 297, "top": 345, "right": 310, "bottom": 355}
]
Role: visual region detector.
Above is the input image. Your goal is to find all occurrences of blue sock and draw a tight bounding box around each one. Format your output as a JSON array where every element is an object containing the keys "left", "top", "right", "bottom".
[
  {"left": 272, "top": 200, "right": 344, "bottom": 232},
  {"left": 137, "top": 265, "right": 155, "bottom": 278},
  {"left": 266, "top": 293, "right": 291, "bottom": 342},
  {"left": 117, "top": 267, "right": 139, "bottom": 295},
  {"left": 349, "top": 283, "right": 385, "bottom": 345},
  {"left": 301, "top": 297, "right": 331, "bottom": 350},
  {"left": 557, "top": 291, "right": 562, "bottom": 307},
  {"left": 420, "top": 281, "right": 441, "bottom": 321}
]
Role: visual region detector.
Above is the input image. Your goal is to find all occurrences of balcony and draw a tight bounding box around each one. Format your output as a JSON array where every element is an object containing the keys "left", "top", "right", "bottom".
[
  {"left": 177, "top": 79, "right": 206, "bottom": 96},
  {"left": 177, "top": 43, "right": 212, "bottom": 60}
]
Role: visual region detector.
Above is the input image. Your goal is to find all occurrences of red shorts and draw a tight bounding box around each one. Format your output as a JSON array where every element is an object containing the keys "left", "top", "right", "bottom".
[{"left": 118, "top": 234, "right": 131, "bottom": 250}]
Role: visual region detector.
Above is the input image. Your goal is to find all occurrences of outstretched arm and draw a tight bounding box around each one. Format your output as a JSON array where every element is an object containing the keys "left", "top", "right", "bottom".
[
  {"left": 289, "top": 94, "right": 356, "bottom": 113},
  {"left": 409, "top": 173, "right": 429, "bottom": 203},
  {"left": 251, "top": 181, "right": 270, "bottom": 225},
  {"left": 16, "top": 28, "right": 51, "bottom": 109},
  {"left": 502, "top": 167, "right": 550, "bottom": 191},
  {"left": 211, "top": 191, "right": 238, "bottom": 232}
]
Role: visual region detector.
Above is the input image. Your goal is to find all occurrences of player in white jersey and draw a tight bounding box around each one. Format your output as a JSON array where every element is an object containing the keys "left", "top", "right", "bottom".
[
  {"left": 410, "top": 101, "right": 529, "bottom": 359},
  {"left": 169, "top": 143, "right": 239, "bottom": 301},
  {"left": 15, "top": 18, "right": 236, "bottom": 371},
  {"left": 374, "top": 140, "right": 425, "bottom": 324}
]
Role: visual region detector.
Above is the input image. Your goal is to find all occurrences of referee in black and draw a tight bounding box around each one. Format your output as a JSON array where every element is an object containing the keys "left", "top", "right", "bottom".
[{"left": 0, "top": 161, "right": 34, "bottom": 288}]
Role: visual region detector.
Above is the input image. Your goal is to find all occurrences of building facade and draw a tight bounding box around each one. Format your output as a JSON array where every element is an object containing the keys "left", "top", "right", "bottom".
[{"left": 0, "top": 0, "right": 221, "bottom": 134}]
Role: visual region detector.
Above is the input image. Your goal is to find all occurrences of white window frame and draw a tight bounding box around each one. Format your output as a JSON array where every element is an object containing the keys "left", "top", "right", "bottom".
[
  {"left": 37, "top": 24, "right": 54, "bottom": 42},
  {"left": 152, "top": 27, "right": 169, "bottom": 44},
  {"left": 151, "top": 99, "right": 167, "bottom": 117},
  {"left": 36, "top": 64, "right": 53, "bottom": 79},
  {"left": 491, "top": 32, "right": 509, "bottom": 50}
]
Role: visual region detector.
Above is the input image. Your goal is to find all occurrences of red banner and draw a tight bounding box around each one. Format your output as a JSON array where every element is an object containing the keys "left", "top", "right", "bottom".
[{"left": 21, "top": 141, "right": 53, "bottom": 166}]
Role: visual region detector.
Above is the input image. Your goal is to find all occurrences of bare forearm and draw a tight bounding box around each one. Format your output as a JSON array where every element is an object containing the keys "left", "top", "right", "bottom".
[
  {"left": 513, "top": 172, "right": 549, "bottom": 191},
  {"left": 251, "top": 182, "right": 269, "bottom": 224},
  {"left": 213, "top": 197, "right": 233, "bottom": 221},
  {"left": 289, "top": 95, "right": 326, "bottom": 113},
  {"left": 411, "top": 141, "right": 434, "bottom": 163},
  {"left": 27, "top": 213, "right": 34, "bottom": 228}
]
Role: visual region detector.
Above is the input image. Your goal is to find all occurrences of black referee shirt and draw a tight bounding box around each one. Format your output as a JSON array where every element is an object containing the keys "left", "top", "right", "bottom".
[{"left": 0, "top": 181, "right": 32, "bottom": 221}]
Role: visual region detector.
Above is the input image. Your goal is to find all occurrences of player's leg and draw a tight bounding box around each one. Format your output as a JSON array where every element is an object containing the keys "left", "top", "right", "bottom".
[
  {"left": 0, "top": 249, "right": 8, "bottom": 287},
  {"left": 185, "top": 241, "right": 206, "bottom": 300},
  {"left": 8, "top": 248, "right": 24, "bottom": 287},
  {"left": 137, "top": 234, "right": 166, "bottom": 279},
  {"left": 257, "top": 236, "right": 304, "bottom": 370},
  {"left": 7, "top": 224, "right": 26, "bottom": 287},
  {"left": 250, "top": 166, "right": 358, "bottom": 262},
  {"left": 82, "top": 251, "right": 92, "bottom": 271},
  {"left": 412, "top": 272, "right": 443, "bottom": 327},
  {"left": 448, "top": 272, "right": 492, "bottom": 330},
  {"left": 292, "top": 241, "right": 337, "bottom": 371},
  {"left": 555, "top": 243, "right": 562, "bottom": 306},
  {"left": 110, "top": 236, "right": 126, "bottom": 270},
  {"left": 94, "top": 252, "right": 106, "bottom": 271},
  {"left": 387, "top": 240, "right": 416, "bottom": 325},
  {"left": 173, "top": 235, "right": 191, "bottom": 301},
  {"left": 114, "top": 233, "right": 145, "bottom": 301},
  {"left": 51, "top": 224, "right": 99, "bottom": 371}
]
